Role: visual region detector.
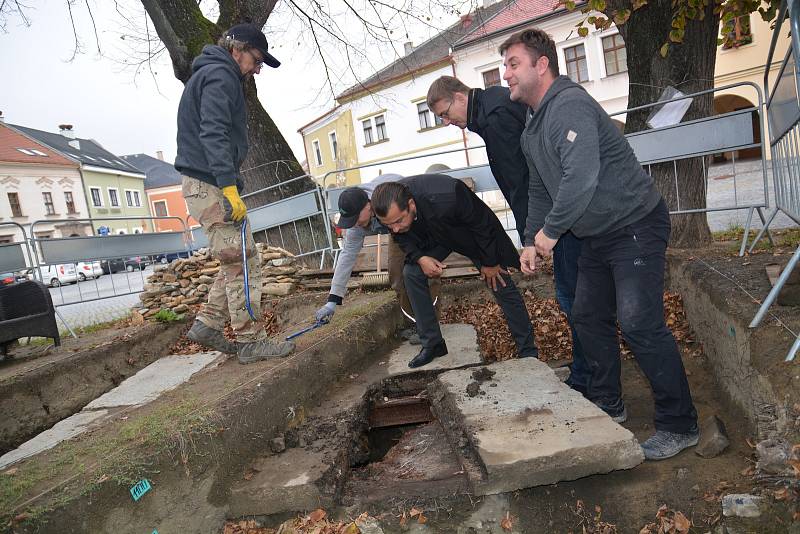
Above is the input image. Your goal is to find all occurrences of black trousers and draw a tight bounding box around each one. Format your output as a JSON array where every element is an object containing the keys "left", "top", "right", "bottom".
[
  {"left": 403, "top": 245, "right": 538, "bottom": 358},
  {"left": 572, "top": 199, "right": 697, "bottom": 433}
]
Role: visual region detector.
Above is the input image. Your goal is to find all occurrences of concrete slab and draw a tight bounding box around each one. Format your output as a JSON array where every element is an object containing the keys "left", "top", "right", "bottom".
[
  {"left": 0, "top": 352, "right": 224, "bottom": 469},
  {"left": 85, "top": 351, "right": 224, "bottom": 409},
  {"left": 386, "top": 324, "right": 482, "bottom": 375},
  {"left": 228, "top": 447, "right": 331, "bottom": 516},
  {"left": 0, "top": 409, "right": 108, "bottom": 468},
  {"left": 429, "top": 358, "right": 644, "bottom": 495}
]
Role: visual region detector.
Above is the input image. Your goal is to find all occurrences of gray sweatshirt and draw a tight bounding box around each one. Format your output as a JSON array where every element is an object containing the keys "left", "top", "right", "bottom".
[
  {"left": 328, "top": 174, "right": 402, "bottom": 302},
  {"left": 520, "top": 76, "right": 661, "bottom": 244}
]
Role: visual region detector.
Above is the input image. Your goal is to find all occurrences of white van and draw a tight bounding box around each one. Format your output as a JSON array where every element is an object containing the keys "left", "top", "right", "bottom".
[{"left": 36, "top": 264, "right": 79, "bottom": 287}]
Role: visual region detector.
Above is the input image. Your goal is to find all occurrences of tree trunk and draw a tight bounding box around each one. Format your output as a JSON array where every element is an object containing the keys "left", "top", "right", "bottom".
[
  {"left": 607, "top": 1, "right": 719, "bottom": 247},
  {"left": 141, "top": 0, "right": 334, "bottom": 264}
]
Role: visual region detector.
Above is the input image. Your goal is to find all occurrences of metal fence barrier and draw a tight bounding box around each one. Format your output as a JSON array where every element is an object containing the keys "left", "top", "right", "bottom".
[
  {"left": 241, "top": 174, "right": 336, "bottom": 269},
  {"left": 749, "top": 0, "right": 800, "bottom": 361},
  {"left": 0, "top": 221, "right": 75, "bottom": 336},
  {"left": 25, "top": 216, "right": 191, "bottom": 336},
  {"left": 610, "top": 81, "right": 772, "bottom": 257}
]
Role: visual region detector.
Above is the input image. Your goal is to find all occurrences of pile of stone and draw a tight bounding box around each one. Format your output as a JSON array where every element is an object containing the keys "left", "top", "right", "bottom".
[{"left": 135, "top": 243, "right": 300, "bottom": 319}]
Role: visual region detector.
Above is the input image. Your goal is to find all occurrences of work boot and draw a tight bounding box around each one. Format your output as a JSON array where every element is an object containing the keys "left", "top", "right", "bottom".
[
  {"left": 186, "top": 319, "right": 237, "bottom": 354},
  {"left": 237, "top": 338, "right": 295, "bottom": 364},
  {"left": 408, "top": 340, "right": 448, "bottom": 368},
  {"left": 640, "top": 427, "right": 700, "bottom": 461}
]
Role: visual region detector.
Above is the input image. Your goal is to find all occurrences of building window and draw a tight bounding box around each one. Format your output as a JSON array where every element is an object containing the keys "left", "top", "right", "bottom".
[
  {"left": 482, "top": 68, "right": 501, "bottom": 88},
  {"left": 64, "top": 191, "right": 77, "bottom": 214},
  {"left": 722, "top": 15, "right": 753, "bottom": 49},
  {"left": 363, "top": 120, "right": 374, "bottom": 145},
  {"left": 417, "top": 102, "right": 434, "bottom": 130},
  {"left": 153, "top": 199, "right": 168, "bottom": 217},
  {"left": 602, "top": 34, "right": 627, "bottom": 75},
  {"left": 8, "top": 192, "right": 22, "bottom": 217},
  {"left": 312, "top": 139, "right": 323, "bottom": 166},
  {"left": 108, "top": 188, "right": 119, "bottom": 207},
  {"left": 125, "top": 190, "right": 141, "bottom": 207},
  {"left": 90, "top": 187, "right": 102, "bottom": 207},
  {"left": 564, "top": 43, "right": 588, "bottom": 83},
  {"left": 329, "top": 131, "right": 338, "bottom": 160},
  {"left": 375, "top": 114, "right": 387, "bottom": 141},
  {"left": 42, "top": 192, "right": 56, "bottom": 215}
]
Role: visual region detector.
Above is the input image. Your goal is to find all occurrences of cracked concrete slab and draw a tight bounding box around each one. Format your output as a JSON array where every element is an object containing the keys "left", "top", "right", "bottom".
[
  {"left": 386, "top": 324, "right": 482, "bottom": 375},
  {"left": 429, "top": 358, "right": 644, "bottom": 495}
]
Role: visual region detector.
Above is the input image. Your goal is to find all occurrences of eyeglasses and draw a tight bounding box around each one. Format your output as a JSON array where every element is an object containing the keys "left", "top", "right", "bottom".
[
  {"left": 437, "top": 99, "right": 454, "bottom": 120},
  {"left": 246, "top": 49, "right": 264, "bottom": 68}
]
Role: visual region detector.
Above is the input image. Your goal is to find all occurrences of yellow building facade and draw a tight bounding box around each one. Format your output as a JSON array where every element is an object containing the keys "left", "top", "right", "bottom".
[{"left": 299, "top": 107, "right": 361, "bottom": 188}]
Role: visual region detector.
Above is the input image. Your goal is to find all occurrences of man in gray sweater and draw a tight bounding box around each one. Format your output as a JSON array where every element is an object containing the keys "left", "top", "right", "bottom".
[{"left": 500, "top": 28, "right": 698, "bottom": 460}]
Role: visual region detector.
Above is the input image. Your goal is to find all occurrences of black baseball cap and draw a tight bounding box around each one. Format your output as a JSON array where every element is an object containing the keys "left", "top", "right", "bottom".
[
  {"left": 336, "top": 188, "right": 370, "bottom": 229},
  {"left": 225, "top": 23, "right": 281, "bottom": 68}
]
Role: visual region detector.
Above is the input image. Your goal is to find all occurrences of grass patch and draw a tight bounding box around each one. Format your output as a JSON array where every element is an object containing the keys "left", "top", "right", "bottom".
[
  {"left": 0, "top": 397, "right": 218, "bottom": 527},
  {"left": 719, "top": 227, "right": 800, "bottom": 255},
  {"left": 153, "top": 308, "right": 185, "bottom": 323},
  {"left": 21, "top": 314, "right": 132, "bottom": 346}
]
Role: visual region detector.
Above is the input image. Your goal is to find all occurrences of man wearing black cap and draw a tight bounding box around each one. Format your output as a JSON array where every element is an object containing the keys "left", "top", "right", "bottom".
[
  {"left": 175, "top": 23, "right": 293, "bottom": 364},
  {"left": 315, "top": 174, "right": 438, "bottom": 330}
]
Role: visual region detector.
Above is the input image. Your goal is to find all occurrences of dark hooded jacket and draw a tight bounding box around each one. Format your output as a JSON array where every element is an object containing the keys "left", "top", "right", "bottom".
[
  {"left": 393, "top": 174, "right": 520, "bottom": 269},
  {"left": 520, "top": 75, "right": 661, "bottom": 243},
  {"left": 175, "top": 45, "right": 247, "bottom": 190},
  {"left": 466, "top": 86, "right": 530, "bottom": 239}
]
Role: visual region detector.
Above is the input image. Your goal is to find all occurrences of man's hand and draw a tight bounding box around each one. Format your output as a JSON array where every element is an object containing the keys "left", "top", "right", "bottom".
[
  {"left": 418, "top": 256, "right": 447, "bottom": 278},
  {"left": 534, "top": 229, "right": 558, "bottom": 259},
  {"left": 480, "top": 265, "right": 508, "bottom": 291},
  {"left": 520, "top": 246, "right": 538, "bottom": 275},
  {"left": 315, "top": 301, "right": 336, "bottom": 323},
  {"left": 222, "top": 185, "right": 247, "bottom": 222}
]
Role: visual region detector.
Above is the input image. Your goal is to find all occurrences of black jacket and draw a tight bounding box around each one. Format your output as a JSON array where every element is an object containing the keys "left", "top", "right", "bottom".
[
  {"left": 175, "top": 45, "right": 247, "bottom": 190},
  {"left": 393, "top": 174, "right": 520, "bottom": 269},
  {"left": 466, "top": 87, "right": 530, "bottom": 238}
]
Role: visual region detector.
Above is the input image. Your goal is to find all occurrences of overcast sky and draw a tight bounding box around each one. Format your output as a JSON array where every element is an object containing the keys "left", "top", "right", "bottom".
[{"left": 0, "top": 0, "right": 456, "bottom": 165}]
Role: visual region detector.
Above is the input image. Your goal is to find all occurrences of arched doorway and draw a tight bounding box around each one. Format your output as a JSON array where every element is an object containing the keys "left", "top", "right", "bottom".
[{"left": 713, "top": 94, "right": 762, "bottom": 160}]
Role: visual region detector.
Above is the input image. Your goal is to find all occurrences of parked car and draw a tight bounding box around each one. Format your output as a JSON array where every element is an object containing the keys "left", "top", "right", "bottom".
[
  {"left": 101, "top": 257, "right": 148, "bottom": 274},
  {"left": 0, "top": 273, "right": 15, "bottom": 286},
  {"left": 37, "top": 264, "right": 79, "bottom": 287},
  {"left": 154, "top": 250, "right": 195, "bottom": 264},
  {"left": 76, "top": 261, "right": 103, "bottom": 281}
]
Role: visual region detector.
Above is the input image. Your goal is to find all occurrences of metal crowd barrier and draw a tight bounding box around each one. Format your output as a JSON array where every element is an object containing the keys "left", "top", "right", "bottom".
[
  {"left": 27, "top": 216, "right": 191, "bottom": 335},
  {"left": 749, "top": 0, "right": 800, "bottom": 361},
  {"left": 610, "top": 81, "right": 772, "bottom": 257},
  {"left": 0, "top": 221, "right": 75, "bottom": 337},
  {"left": 241, "top": 174, "right": 336, "bottom": 269}
]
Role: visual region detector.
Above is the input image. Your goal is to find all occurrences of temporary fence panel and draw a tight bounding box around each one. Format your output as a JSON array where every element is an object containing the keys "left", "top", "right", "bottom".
[
  {"left": 748, "top": 0, "right": 800, "bottom": 361},
  {"left": 0, "top": 222, "right": 32, "bottom": 274},
  {"left": 241, "top": 175, "right": 335, "bottom": 267},
  {"left": 611, "top": 82, "right": 771, "bottom": 257}
]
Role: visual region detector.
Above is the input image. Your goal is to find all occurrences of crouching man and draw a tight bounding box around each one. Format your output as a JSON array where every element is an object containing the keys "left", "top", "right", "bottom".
[{"left": 372, "top": 175, "right": 538, "bottom": 368}]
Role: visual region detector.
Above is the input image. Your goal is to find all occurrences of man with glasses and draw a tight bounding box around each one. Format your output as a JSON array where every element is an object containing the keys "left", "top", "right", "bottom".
[
  {"left": 426, "top": 75, "right": 589, "bottom": 394},
  {"left": 175, "top": 23, "right": 295, "bottom": 364}
]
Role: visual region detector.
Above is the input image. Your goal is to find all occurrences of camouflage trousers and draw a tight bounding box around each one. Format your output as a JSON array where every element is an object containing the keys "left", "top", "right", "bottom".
[{"left": 182, "top": 176, "right": 266, "bottom": 342}]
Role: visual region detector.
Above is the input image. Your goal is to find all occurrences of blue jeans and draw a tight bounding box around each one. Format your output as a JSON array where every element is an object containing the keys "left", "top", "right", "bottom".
[{"left": 553, "top": 232, "right": 590, "bottom": 389}]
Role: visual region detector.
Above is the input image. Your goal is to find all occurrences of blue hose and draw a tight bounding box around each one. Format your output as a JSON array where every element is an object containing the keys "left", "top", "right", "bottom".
[{"left": 240, "top": 219, "right": 257, "bottom": 321}]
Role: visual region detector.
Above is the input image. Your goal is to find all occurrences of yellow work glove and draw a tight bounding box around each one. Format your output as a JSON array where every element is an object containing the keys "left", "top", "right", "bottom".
[{"left": 221, "top": 185, "right": 247, "bottom": 222}]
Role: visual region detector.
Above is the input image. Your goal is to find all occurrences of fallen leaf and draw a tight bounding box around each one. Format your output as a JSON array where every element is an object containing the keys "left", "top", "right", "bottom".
[
  {"left": 417, "top": 513, "right": 427, "bottom": 524},
  {"left": 308, "top": 508, "right": 327, "bottom": 522},
  {"left": 501, "top": 511, "right": 513, "bottom": 531},
  {"left": 3, "top": 468, "right": 18, "bottom": 476},
  {"left": 673, "top": 511, "right": 691, "bottom": 532},
  {"left": 409, "top": 507, "right": 422, "bottom": 518}
]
